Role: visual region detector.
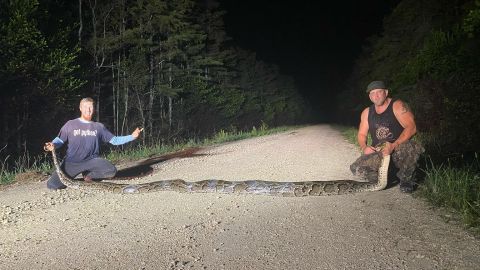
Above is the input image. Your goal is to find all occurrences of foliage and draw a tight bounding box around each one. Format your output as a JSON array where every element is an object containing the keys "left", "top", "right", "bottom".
[
  {"left": 0, "top": 146, "right": 52, "bottom": 184},
  {"left": 0, "top": 0, "right": 83, "bottom": 101},
  {"left": 0, "top": 155, "right": 16, "bottom": 185},
  {"left": 103, "top": 125, "right": 297, "bottom": 164},
  {"left": 334, "top": 125, "right": 371, "bottom": 151},
  {"left": 463, "top": 0, "right": 480, "bottom": 37},
  {"left": 339, "top": 0, "right": 480, "bottom": 158},
  {"left": 418, "top": 156, "right": 480, "bottom": 228},
  {"left": 78, "top": 0, "right": 308, "bottom": 141},
  {"left": 0, "top": 0, "right": 84, "bottom": 162}
]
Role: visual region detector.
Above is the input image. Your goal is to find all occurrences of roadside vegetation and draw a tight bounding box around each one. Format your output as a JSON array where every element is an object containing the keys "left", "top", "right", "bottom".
[
  {"left": 337, "top": 125, "right": 480, "bottom": 234},
  {"left": 0, "top": 146, "right": 53, "bottom": 185},
  {"left": 105, "top": 122, "right": 293, "bottom": 163}
]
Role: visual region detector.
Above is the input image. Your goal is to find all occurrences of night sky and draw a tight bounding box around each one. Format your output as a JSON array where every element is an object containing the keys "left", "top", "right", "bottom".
[{"left": 219, "top": 0, "right": 400, "bottom": 121}]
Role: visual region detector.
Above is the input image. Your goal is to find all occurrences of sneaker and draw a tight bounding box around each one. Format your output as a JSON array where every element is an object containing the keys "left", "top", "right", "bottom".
[
  {"left": 47, "top": 178, "right": 67, "bottom": 190},
  {"left": 399, "top": 182, "right": 414, "bottom": 193}
]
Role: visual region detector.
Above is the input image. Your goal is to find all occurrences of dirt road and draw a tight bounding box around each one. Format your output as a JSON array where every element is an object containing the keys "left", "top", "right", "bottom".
[{"left": 0, "top": 125, "right": 479, "bottom": 269}]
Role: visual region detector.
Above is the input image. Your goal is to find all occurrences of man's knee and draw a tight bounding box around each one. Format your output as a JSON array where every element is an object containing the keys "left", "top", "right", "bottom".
[
  {"left": 395, "top": 140, "right": 424, "bottom": 156},
  {"left": 84, "top": 158, "right": 116, "bottom": 179},
  {"left": 393, "top": 141, "right": 424, "bottom": 165},
  {"left": 93, "top": 158, "right": 117, "bottom": 178},
  {"left": 104, "top": 166, "right": 117, "bottom": 178}
]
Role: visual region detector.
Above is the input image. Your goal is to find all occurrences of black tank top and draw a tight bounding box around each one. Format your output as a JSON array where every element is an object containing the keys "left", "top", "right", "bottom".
[{"left": 368, "top": 99, "right": 404, "bottom": 147}]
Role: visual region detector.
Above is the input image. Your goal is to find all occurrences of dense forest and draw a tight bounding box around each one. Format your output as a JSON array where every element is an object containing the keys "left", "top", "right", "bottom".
[
  {"left": 337, "top": 0, "right": 480, "bottom": 161},
  {"left": 0, "top": 0, "right": 311, "bottom": 160}
]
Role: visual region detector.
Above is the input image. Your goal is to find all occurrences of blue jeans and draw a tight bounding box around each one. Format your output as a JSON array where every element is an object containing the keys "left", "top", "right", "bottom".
[{"left": 47, "top": 158, "right": 117, "bottom": 190}]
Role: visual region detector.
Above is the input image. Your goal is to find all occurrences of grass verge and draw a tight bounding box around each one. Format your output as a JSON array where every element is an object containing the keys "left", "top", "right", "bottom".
[
  {"left": 106, "top": 123, "right": 296, "bottom": 163},
  {"left": 0, "top": 151, "right": 53, "bottom": 185},
  {"left": 417, "top": 158, "right": 480, "bottom": 230}
]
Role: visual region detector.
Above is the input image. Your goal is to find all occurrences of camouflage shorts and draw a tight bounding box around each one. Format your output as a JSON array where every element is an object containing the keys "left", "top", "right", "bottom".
[
  {"left": 350, "top": 140, "right": 425, "bottom": 184},
  {"left": 391, "top": 140, "right": 425, "bottom": 184}
]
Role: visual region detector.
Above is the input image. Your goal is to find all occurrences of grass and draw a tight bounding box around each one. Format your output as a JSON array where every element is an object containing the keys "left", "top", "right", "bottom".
[
  {"left": 107, "top": 122, "right": 295, "bottom": 163},
  {"left": 0, "top": 155, "right": 16, "bottom": 184},
  {"left": 206, "top": 122, "right": 292, "bottom": 145},
  {"left": 417, "top": 157, "right": 480, "bottom": 229},
  {"left": 334, "top": 125, "right": 480, "bottom": 234},
  {"left": 0, "top": 149, "right": 53, "bottom": 185},
  {"left": 105, "top": 141, "right": 197, "bottom": 163},
  {"left": 1, "top": 123, "right": 298, "bottom": 184},
  {"left": 333, "top": 124, "right": 370, "bottom": 149}
]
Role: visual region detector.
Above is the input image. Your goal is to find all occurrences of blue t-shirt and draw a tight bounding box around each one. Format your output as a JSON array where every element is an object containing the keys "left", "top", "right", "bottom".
[{"left": 56, "top": 118, "right": 115, "bottom": 162}]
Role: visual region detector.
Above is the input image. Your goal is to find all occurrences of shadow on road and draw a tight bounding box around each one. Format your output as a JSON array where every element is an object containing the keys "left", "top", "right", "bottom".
[{"left": 111, "top": 147, "right": 206, "bottom": 180}]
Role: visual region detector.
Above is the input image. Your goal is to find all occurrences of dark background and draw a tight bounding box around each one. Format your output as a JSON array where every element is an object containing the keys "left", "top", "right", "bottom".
[{"left": 220, "top": 0, "right": 400, "bottom": 120}]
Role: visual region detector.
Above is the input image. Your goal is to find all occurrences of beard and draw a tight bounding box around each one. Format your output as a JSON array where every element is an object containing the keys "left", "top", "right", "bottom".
[
  {"left": 373, "top": 98, "right": 388, "bottom": 107},
  {"left": 81, "top": 113, "right": 93, "bottom": 121}
]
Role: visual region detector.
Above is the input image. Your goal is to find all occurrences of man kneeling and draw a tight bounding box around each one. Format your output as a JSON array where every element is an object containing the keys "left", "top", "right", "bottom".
[
  {"left": 354, "top": 81, "right": 424, "bottom": 193},
  {"left": 44, "top": 97, "right": 143, "bottom": 190}
]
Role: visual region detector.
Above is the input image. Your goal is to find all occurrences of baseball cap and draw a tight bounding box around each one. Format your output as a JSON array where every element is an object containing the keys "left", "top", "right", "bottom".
[{"left": 366, "top": 81, "right": 387, "bottom": 93}]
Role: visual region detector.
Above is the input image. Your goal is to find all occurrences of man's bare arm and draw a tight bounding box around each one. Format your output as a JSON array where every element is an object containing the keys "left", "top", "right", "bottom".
[
  {"left": 382, "top": 99, "right": 417, "bottom": 155},
  {"left": 358, "top": 108, "right": 376, "bottom": 154}
]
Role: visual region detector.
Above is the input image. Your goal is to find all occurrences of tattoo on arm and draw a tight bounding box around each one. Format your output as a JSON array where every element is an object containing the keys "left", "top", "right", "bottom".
[{"left": 401, "top": 102, "right": 410, "bottom": 114}]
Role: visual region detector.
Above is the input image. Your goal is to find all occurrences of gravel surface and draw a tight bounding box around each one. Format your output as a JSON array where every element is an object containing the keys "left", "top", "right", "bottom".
[{"left": 0, "top": 125, "right": 479, "bottom": 270}]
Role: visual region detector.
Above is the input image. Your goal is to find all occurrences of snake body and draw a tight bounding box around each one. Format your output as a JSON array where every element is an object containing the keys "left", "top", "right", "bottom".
[{"left": 50, "top": 149, "right": 390, "bottom": 196}]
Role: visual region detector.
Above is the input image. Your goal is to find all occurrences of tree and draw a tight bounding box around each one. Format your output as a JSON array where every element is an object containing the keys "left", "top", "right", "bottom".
[{"left": 0, "top": 0, "right": 83, "bottom": 157}]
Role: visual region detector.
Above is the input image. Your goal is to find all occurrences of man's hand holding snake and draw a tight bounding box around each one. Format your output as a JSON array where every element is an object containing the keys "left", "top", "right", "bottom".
[{"left": 44, "top": 142, "right": 54, "bottom": 152}]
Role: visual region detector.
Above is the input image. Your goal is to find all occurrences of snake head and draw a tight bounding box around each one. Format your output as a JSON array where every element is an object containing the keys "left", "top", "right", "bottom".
[{"left": 374, "top": 142, "right": 387, "bottom": 152}]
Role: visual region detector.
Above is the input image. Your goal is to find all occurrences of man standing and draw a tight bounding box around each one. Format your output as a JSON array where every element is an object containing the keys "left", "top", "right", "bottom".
[
  {"left": 44, "top": 97, "right": 143, "bottom": 190},
  {"left": 356, "top": 81, "right": 424, "bottom": 193}
]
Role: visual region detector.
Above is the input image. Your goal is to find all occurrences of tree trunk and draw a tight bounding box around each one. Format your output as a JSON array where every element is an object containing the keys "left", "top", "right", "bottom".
[
  {"left": 148, "top": 50, "right": 155, "bottom": 141},
  {"left": 158, "top": 60, "right": 165, "bottom": 129},
  {"left": 120, "top": 8, "right": 127, "bottom": 135},
  {"left": 95, "top": 81, "right": 101, "bottom": 122},
  {"left": 116, "top": 54, "right": 120, "bottom": 134},
  {"left": 112, "top": 63, "right": 116, "bottom": 133},
  {"left": 168, "top": 97, "right": 172, "bottom": 129},
  {"left": 168, "top": 65, "right": 173, "bottom": 129},
  {"left": 135, "top": 87, "right": 146, "bottom": 145},
  {"left": 1, "top": 99, "right": 7, "bottom": 150},
  {"left": 78, "top": 0, "right": 82, "bottom": 44},
  {"left": 121, "top": 57, "right": 128, "bottom": 135}
]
